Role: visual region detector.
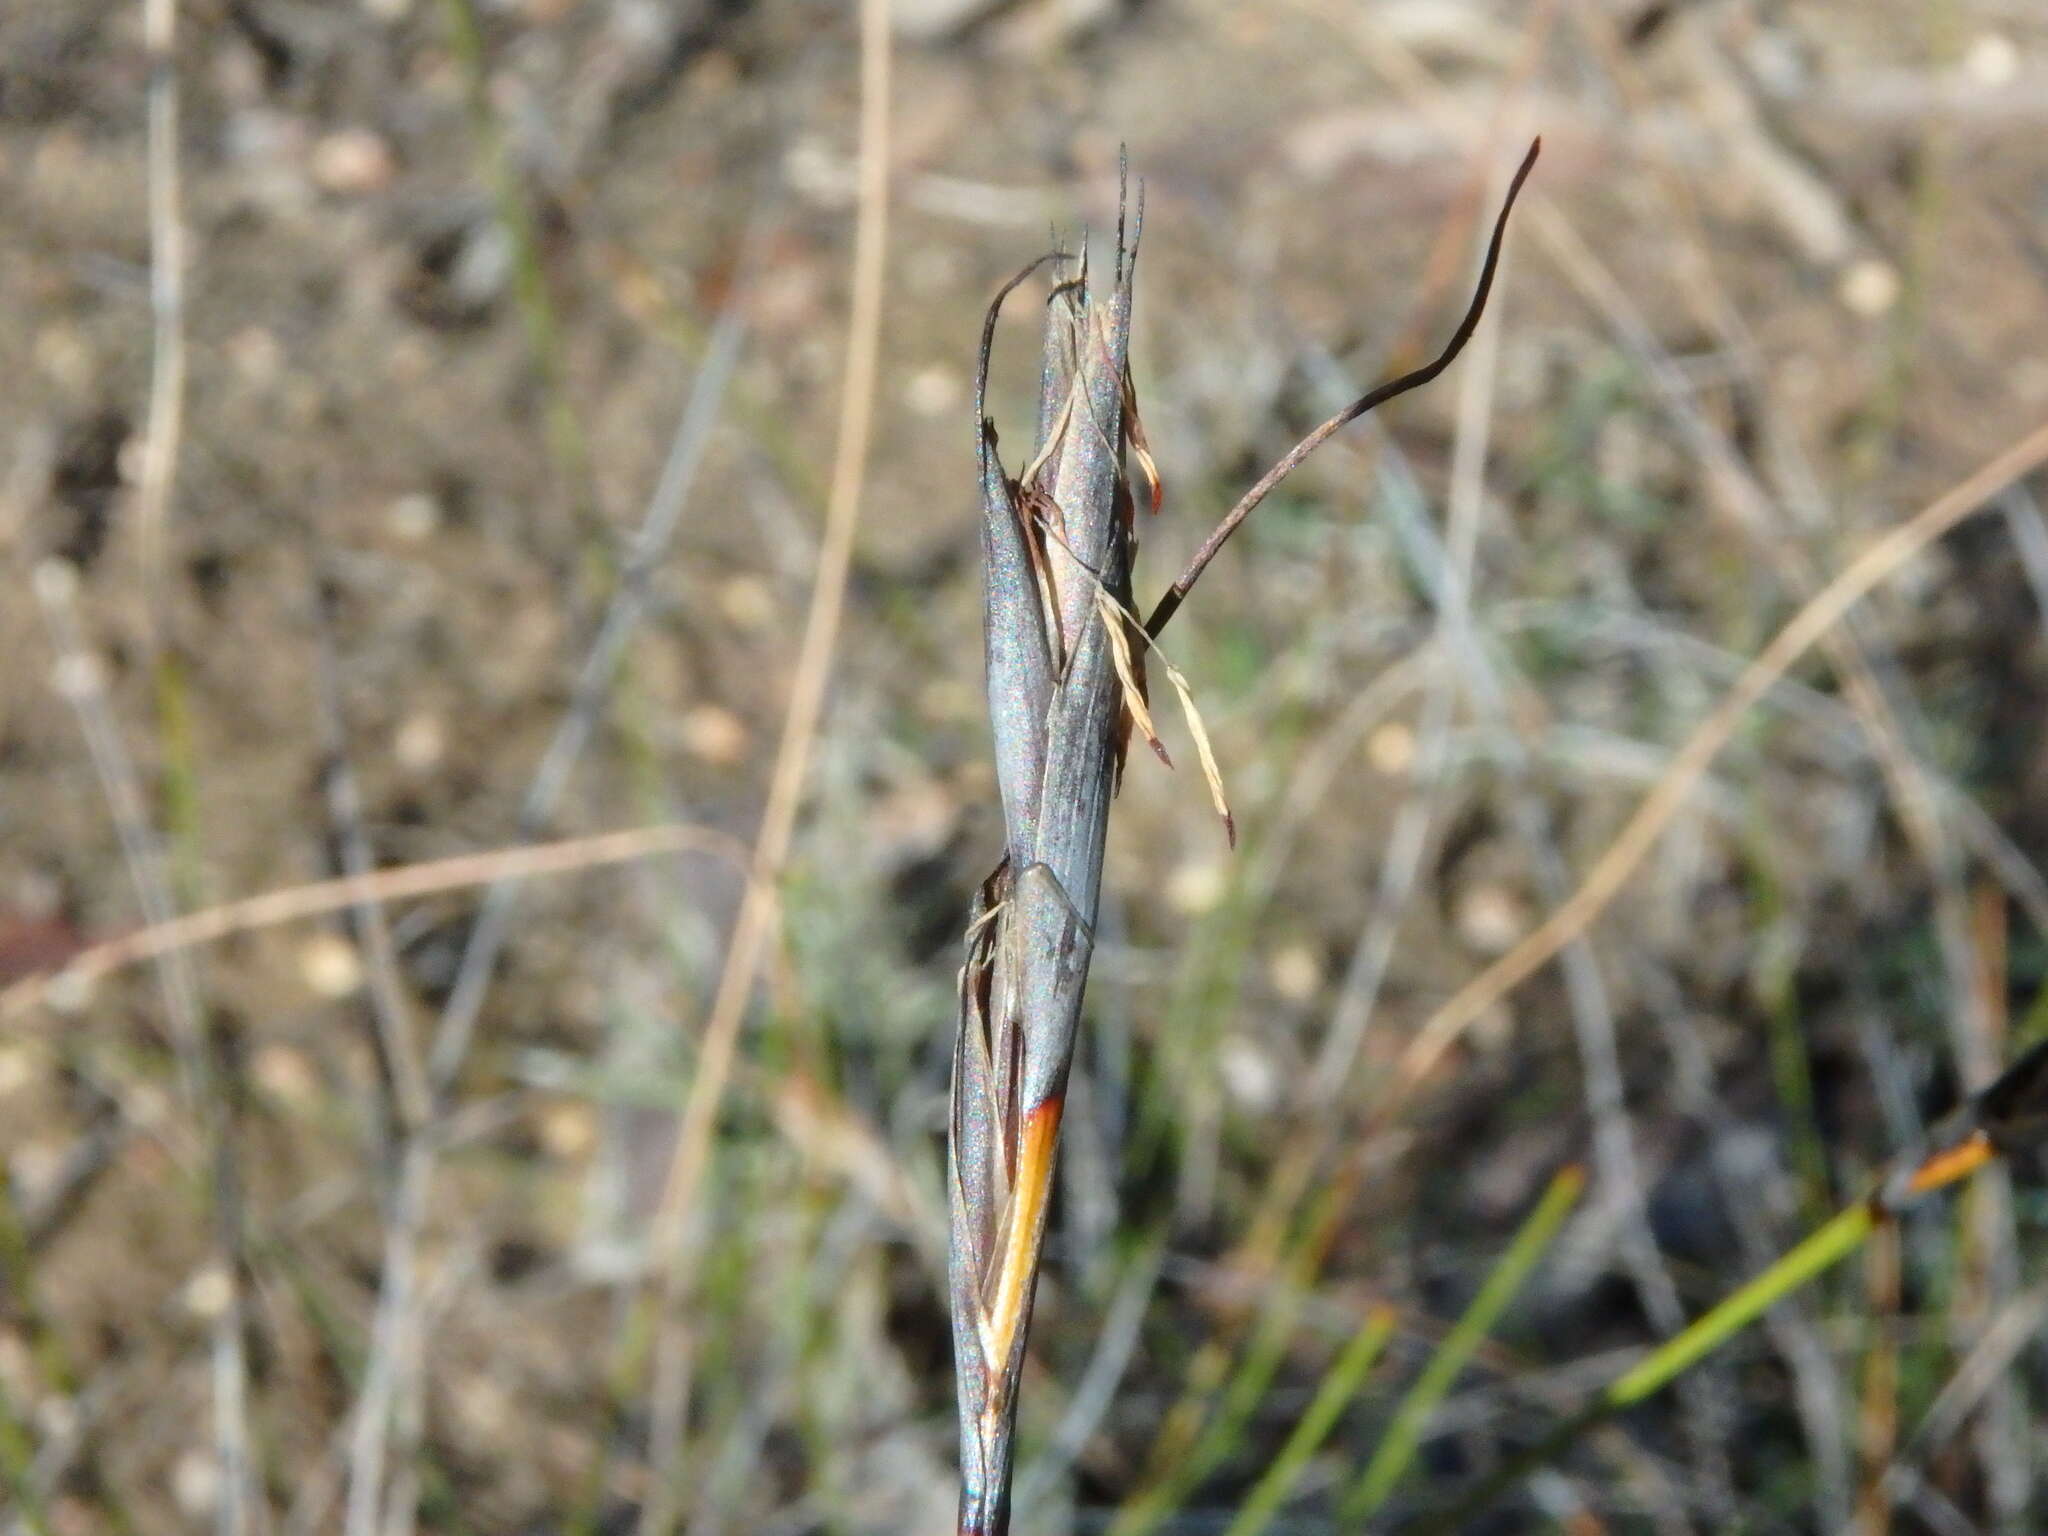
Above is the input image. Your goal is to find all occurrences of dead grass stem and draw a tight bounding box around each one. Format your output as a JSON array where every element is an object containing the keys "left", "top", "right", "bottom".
[
  {"left": 633, "top": 3, "right": 892, "bottom": 1530},
  {"left": 1387, "top": 415, "right": 2048, "bottom": 1108},
  {"left": 0, "top": 822, "right": 754, "bottom": 1026},
  {"left": 137, "top": 0, "right": 185, "bottom": 653},
  {"left": 34, "top": 559, "right": 256, "bottom": 1536}
]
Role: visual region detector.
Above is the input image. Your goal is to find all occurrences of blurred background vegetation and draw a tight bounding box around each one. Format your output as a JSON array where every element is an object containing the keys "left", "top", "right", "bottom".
[{"left": 4, "top": 0, "right": 2048, "bottom": 1531}]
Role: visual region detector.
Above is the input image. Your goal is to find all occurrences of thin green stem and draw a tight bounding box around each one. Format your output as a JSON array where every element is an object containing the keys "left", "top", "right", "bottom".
[
  {"left": 1106, "top": 1177, "right": 1350, "bottom": 1536},
  {"left": 1341, "top": 1164, "right": 1583, "bottom": 1523},
  {"left": 1423, "top": 1137, "right": 2007, "bottom": 1533},
  {"left": 1223, "top": 1306, "right": 1397, "bottom": 1536},
  {"left": 1605, "top": 1202, "right": 1873, "bottom": 1408},
  {"left": 435, "top": 0, "right": 596, "bottom": 535}
]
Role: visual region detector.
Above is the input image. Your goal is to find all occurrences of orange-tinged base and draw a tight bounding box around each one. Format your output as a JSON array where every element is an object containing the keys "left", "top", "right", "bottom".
[
  {"left": 984, "top": 1097, "right": 1063, "bottom": 1370},
  {"left": 1905, "top": 1130, "right": 1994, "bottom": 1196}
]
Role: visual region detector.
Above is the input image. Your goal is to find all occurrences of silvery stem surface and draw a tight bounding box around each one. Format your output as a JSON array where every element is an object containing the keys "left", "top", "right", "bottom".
[{"left": 949, "top": 196, "right": 1140, "bottom": 1536}]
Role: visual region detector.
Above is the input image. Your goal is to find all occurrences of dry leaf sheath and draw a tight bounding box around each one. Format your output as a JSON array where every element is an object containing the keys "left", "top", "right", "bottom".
[{"left": 948, "top": 143, "right": 1538, "bottom": 1534}]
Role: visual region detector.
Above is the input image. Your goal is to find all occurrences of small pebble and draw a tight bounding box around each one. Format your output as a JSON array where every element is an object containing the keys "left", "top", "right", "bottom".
[
  {"left": 34, "top": 326, "right": 94, "bottom": 392},
  {"left": 1165, "top": 857, "right": 1228, "bottom": 916},
  {"left": 1366, "top": 721, "right": 1416, "bottom": 776},
  {"left": 1219, "top": 1035, "right": 1281, "bottom": 1114},
  {"left": 1266, "top": 941, "right": 1325, "bottom": 1005},
  {"left": 172, "top": 1448, "right": 219, "bottom": 1518},
  {"left": 905, "top": 365, "right": 963, "bottom": 418},
  {"left": 394, "top": 712, "right": 446, "bottom": 772},
  {"left": 181, "top": 1264, "right": 235, "bottom": 1323},
  {"left": 679, "top": 703, "right": 749, "bottom": 766},
  {"left": 48, "top": 653, "right": 103, "bottom": 702},
  {"left": 43, "top": 967, "right": 93, "bottom": 1016},
  {"left": 1454, "top": 881, "right": 1529, "bottom": 955},
  {"left": 387, "top": 491, "right": 441, "bottom": 541},
  {"left": 8, "top": 869, "right": 62, "bottom": 919},
  {"left": 35, "top": 1395, "right": 77, "bottom": 1442},
  {"left": 122, "top": 1082, "right": 171, "bottom": 1131},
  {"left": 253, "top": 1044, "right": 319, "bottom": 1107},
  {"left": 32, "top": 558, "right": 79, "bottom": 606},
  {"left": 454, "top": 1374, "right": 513, "bottom": 1438},
  {"left": 538, "top": 1100, "right": 596, "bottom": 1159},
  {"left": 8, "top": 1143, "right": 61, "bottom": 1207},
  {"left": 1964, "top": 32, "right": 2018, "bottom": 88},
  {"left": 717, "top": 574, "right": 777, "bottom": 633},
  {"left": 310, "top": 128, "right": 396, "bottom": 195},
  {"left": 1837, "top": 258, "right": 1900, "bottom": 317},
  {"left": 0, "top": 1046, "right": 42, "bottom": 1096},
  {"left": 299, "top": 932, "right": 364, "bottom": 998}
]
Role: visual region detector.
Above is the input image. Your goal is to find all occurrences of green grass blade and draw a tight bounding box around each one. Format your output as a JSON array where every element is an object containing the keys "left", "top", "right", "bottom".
[
  {"left": 1604, "top": 1201, "right": 1873, "bottom": 1408},
  {"left": 1340, "top": 1164, "right": 1584, "bottom": 1523},
  {"left": 1222, "top": 1304, "right": 1397, "bottom": 1536},
  {"left": 1105, "top": 1274, "right": 1306, "bottom": 1536},
  {"left": 1106, "top": 1177, "right": 1356, "bottom": 1536},
  {"left": 1422, "top": 1139, "right": 2001, "bottom": 1532}
]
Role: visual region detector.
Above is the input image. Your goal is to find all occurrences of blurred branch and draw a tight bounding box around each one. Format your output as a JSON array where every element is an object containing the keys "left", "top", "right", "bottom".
[{"left": 34, "top": 559, "right": 255, "bottom": 1536}]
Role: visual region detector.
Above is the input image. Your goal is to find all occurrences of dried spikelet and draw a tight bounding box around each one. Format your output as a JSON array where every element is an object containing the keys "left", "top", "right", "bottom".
[
  {"left": 1122, "top": 367, "right": 1164, "bottom": 517},
  {"left": 953, "top": 164, "right": 1140, "bottom": 1536},
  {"left": 1096, "top": 587, "right": 1170, "bottom": 768},
  {"left": 1162, "top": 659, "right": 1233, "bottom": 847},
  {"left": 950, "top": 141, "right": 1540, "bottom": 1534}
]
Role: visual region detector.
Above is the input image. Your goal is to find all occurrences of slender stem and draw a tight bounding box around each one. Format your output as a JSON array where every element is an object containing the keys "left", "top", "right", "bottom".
[
  {"left": 1341, "top": 1164, "right": 1582, "bottom": 1522},
  {"left": 1, "top": 822, "right": 753, "bottom": 1024},
  {"left": 1222, "top": 1306, "right": 1397, "bottom": 1536},
  {"left": 138, "top": 0, "right": 186, "bottom": 652},
  {"left": 1607, "top": 1203, "right": 1874, "bottom": 1407},
  {"left": 435, "top": 0, "right": 595, "bottom": 530},
  {"left": 1386, "top": 414, "right": 2048, "bottom": 1114}
]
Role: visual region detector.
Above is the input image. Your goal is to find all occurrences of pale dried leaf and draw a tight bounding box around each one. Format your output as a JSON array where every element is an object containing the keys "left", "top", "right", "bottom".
[
  {"left": 1096, "top": 588, "right": 1170, "bottom": 767},
  {"left": 1164, "top": 661, "right": 1234, "bottom": 846},
  {"left": 1122, "top": 367, "right": 1164, "bottom": 516}
]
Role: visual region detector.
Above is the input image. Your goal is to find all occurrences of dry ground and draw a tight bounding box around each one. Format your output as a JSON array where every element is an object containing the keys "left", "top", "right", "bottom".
[{"left": 5, "top": 0, "right": 2048, "bottom": 1531}]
